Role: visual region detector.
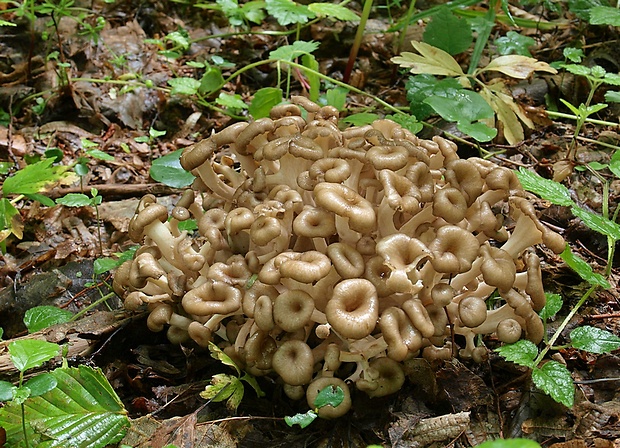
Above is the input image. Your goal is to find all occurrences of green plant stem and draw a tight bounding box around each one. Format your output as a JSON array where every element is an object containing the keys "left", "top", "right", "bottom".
[
  {"left": 395, "top": 0, "right": 417, "bottom": 54},
  {"left": 576, "top": 135, "right": 620, "bottom": 151},
  {"left": 343, "top": 0, "right": 374, "bottom": 84},
  {"left": 70, "top": 292, "right": 115, "bottom": 322},
  {"left": 21, "top": 403, "right": 29, "bottom": 448},
  {"left": 546, "top": 110, "right": 619, "bottom": 127},
  {"left": 468, "top": 0, "right": 496, "bottom": 75},
  {"left": 534, "top": 284, "right": 597, "bottom": 365}
]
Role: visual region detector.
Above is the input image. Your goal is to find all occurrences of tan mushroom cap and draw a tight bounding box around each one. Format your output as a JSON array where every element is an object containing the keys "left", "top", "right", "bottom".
[
  {"left": 306, "top": 377, "right": 352, "bottom": 418},
  {"left": 326, "top": 279, "right": 379, "bottom": 339},
  {"left": 128, "top": 202, "right": 168, "bottom": 242},
  {"left": 314, "top": 182, "right": 377, "bottom": 234},
  {"left": 272, "top": 340, "right": 314, "bottom": 386}
]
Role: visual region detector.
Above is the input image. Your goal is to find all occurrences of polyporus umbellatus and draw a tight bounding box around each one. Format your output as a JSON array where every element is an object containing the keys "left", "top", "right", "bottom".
[{"left": 114, "top": 97, "right": 564, "bottom": 417}]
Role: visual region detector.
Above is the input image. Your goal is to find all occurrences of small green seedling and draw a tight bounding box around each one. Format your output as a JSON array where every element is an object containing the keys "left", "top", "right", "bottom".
[
  {"left": 284, "top": 384, "right": 345, "bottom": 428},
  {"left": 200, "top": 342, "right": 265, "bottom": 412}
]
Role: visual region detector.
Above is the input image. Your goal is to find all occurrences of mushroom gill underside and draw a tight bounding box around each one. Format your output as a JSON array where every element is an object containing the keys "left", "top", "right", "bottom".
[{"left": 114, "top": 97, "right": 564, "bottom": 418}]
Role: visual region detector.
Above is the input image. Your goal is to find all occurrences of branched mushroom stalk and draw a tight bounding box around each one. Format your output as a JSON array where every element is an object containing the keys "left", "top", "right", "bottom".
[{"left": 114, "top": 97, "right": 564, "bottom": 417}]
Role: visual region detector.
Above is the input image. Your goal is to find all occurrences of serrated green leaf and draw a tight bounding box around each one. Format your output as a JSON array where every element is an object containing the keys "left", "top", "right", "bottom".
[
  {"left": 9, "top": 339, "right": 59, "bottom": 372},
  {"left": 423, "top": 6, "right": 472, "bottom": 55},
  {"left": 25, "top": 373, "right": 57, "bottom": 397},
  {"left": 477, "top": 438, "right": 543, "bottom": 448},
  {"left": 495, "top": 31, "right": 536, "bottom": 57},
  {"left": 603, "top": 73, "right": 620, "bottom": 86},
  {"left": 2, "top": 158, "right": 70, "bottom": 196},
  {"left": 0, "top": 366, "right": 129, "bottom": 448},
  {"left": 562, "top": 64, "right": 593, "bottom": 77},
  {"left": 284, "top": 410, "right": 318, "bottom": 428},
  {"left": 515, "top": 167, "right": 575, "bottom": 206},
  {"left": 563, "top": 47, "right": 583, "bottom": 63},
  {"left": 270, "top": 40, "right": 319, "bottom": 61},
  {"left": 308, "top": 3, "right": 359, "bottom": 21},
  {"left": 560, "top": 245, "right": 610, "bottom": 288},
  {"left": 24, "top": 306, "right": 73, "bottom": 333},
  {"left": 249, "top": 87, "right": 283, "bottom": 119},
  {"left": 605, "top": 91, "right": 620, "bottom": 103},
  {"left": 56, "top": 193, "right": 91, "bottom": 207},
  {"left": 495, "top": 339, "right": 538, "bottom": 368},
  {"left": 241, "top": 1, "right": 267, "bottom": 24},
  {"left": 216, "top": 92, "right": 247, "bottom": 111},
  {"left": 164, "top": 30, "right": 190, "bottom": 49},
  {"left": 570, "top": 325, "right": 620, "bottom": 354},
  {"left": 314, "top": 385, "right": 344, "bottom": 409},
  {"left": 570, "top": 206, "right": 620, "bottom": 241},
  {"left": 532, "top": 361, "right": 574, "bottom": 407},
  {"left": 589, "top": 6, "right": 620, "bottom": 26},
  {"left": 209, "top": 342, "right": 241, "bottom": 375},
  {"left": 94, "top": 257, "right": 122, "bottom": 275},
  {"left": 341, "top": 113, "right": 379, "bottom": 126},
  {"left": 539, "top": 293, "right": 563, "bottom": 320},
  {"left": 325, "top": 87, "right": 347, "bottom": 111},
  {"left": 150, "top": 149, "right": 196, "bottom": 188},
  {"left": 0, "top": 381, "right": 15, "bottom": 402},
  {"left": 265, "top": 0, "right": 314, "bottom": 25},
  {"left": 384, "top": 113, "right": 423, "bottom": 134},
  {"left": 168, "top": 77, "right": 201, "bottom": 95}
]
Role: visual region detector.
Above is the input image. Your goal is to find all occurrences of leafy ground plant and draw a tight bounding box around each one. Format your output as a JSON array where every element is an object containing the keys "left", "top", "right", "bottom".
[
  {"left": 493, "top": 168, "right": 620, "bottom": 407},
  {"left": 0, "top": 339, "right": 130, "bottom": 447}
]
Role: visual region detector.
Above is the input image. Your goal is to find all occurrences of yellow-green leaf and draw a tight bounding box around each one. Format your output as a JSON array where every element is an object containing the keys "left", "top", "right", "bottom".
[
  {"left": 392, "top": 41, "right": 464, "bottom": 77},
  {"left": 481, "top": 55, "right": 557, "bottom": 79}
]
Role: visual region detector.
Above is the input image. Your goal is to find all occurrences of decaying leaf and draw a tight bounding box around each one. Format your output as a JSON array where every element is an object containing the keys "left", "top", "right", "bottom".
[
  {"left": 391, "top": 41, "right": 464, "bottom": 77},
  {"left": 480, "top": 55, "right": 557, "bottom": 79}
]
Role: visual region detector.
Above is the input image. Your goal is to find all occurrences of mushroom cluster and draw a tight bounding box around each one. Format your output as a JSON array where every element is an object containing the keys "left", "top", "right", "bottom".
[{"left": 114, "top": 97, "right": 564, "bottom": 417}]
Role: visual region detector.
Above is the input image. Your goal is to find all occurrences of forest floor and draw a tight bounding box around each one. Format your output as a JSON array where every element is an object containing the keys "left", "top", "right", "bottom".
[{"left": 1, "top": 0, "right": 620, "bottom": 447}]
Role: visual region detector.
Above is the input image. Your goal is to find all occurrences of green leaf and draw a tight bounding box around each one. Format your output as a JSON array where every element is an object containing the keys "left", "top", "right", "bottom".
[
  {"left": 495, "top": 31, "right": 535, "bottom": 57},
  {"left": 85, "top": 149, "right": 114, "bottom": 161},
  {"left": 266, "top": 0, "right": 314, "bottom": 25},
  {"left": 539, "top": 293, "right": 563, "bottom": 320},
  {"left": 27, "top": 193, "right": 56, "bottom": 207},
  {"left": 240, "top": 373, "right": 265, "bottom": 398},
  {"left": 423, "top": 7, "right": 473, "bottom": 55},
  {"left": 609, "top": 150, "right": 620, "bottom": 178},
  {"left": 94, "top": 247, "right": 138, "bottom": 275},
  {"left": 477, "top": 438, "right": 543, "bottom": 448},
  {"left": 567, "top": 0, "right": 608, "bottom": 21},
  {"left": 208, "top": 342, "right": 241, "bottom": 375},
  {"left": 269, "top": 40, "right": 319, "bottom": 61},
  {"left": 589, "top": 6, "right": 620, "bottom": 26},
  {"left": 314, "top": 385, "right": 344, "bottom": 409},
  {"left": 200, "top": 373, "right": 244, "bottom": 411},
  {"left": 405, "top": 74, "right": 456, "bottom": 120},
  {"left": 284, "top": 410, "right": 318, "bottom": 428},
  {"left": 325, "top": 87, "right": 347, "bottom": 111},
  {"left": 0, "top": 197, "right": 22, "bottom": 240},
  {"left": 341, "top": 113, "right": 379, "bottom": 127},
  {"left": 425, "top": 89, "right": 494, "bottom": 124},
  {"left": 148, "top": 128, "right": 167, "bottom": 139},
  {"left": 570, "top": 325, "right": 620, "bottom": 354},
  {"left": 216, "top": 92, "right": 247, "bottom": 112},
  {"left": 532, "top": 361, "right": 574, "bottom": 407},
  {"left": 563, "top": 47, "right": 583, "bottom": 63},
  {"left": 241, "top": 1, "right": 267, "bottom": 24},
  {"left": 384, "top": 113, "right": 423, "bottom": 134},
  {"left": 2, "top": 158, "right": 69, "bottom": 196},
  {"left": 457, "top": 121, "right": 497, "bottom": 142},
  {"left": 515, "top": 167, "right": 574, "bottom": 206},
  {"left": 562, "top": 64, "right": 592, "bottom": 77},
  {"left": 603, "top": 73, "right": 620, "bottom": 86},
  {"left": 301, "top": 53, "right": 320, "bottom": 101},
  {"left": 495, "top": 339, "right": 538, "bottom": 368},
  {"left": 570, "top": 206, "right": 620, "bottom": 241},
  {"left": 168, "top": 77, "right": 201, "bottom": 95},
  {"left": 199, "top": 66, "right": 224, "bottom": 95},
  {"left": 177, "top": 219, "right": 198, "bottom": 232},
  {"left": 308, "top": 3, "right": 359, "bottom": 21},
  {"left": 9, "top": 340, "right": 59, "bottom": 372},
  {"left": 164, "top": 30, "right": 190, "bottom": 49},
  {"left": 0, "top": 366, "right": 130, "bottom": 448},
  {"left": 249, "top": 87, "right": 283, "bottom": 119},
  {"left": 0, "top": 381, "right": 15, "bottom": 402},
  {"left": 25, "top": 373, "right": 57, "bottom": 397},
  {"left": 560, "top": 245, "right": 611, "bottom": 288},
  {"left": 605, "top": 91, "right": 620, "bottom": 103},
  {"left": 56, "top": 193, "right": 91, "bottom": 207},
  {"left": 150, "top": 149, "right": 196, "bottom": 188},
  {"left": 24, "top": 306, "right": 73, "bottom": 333}
]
